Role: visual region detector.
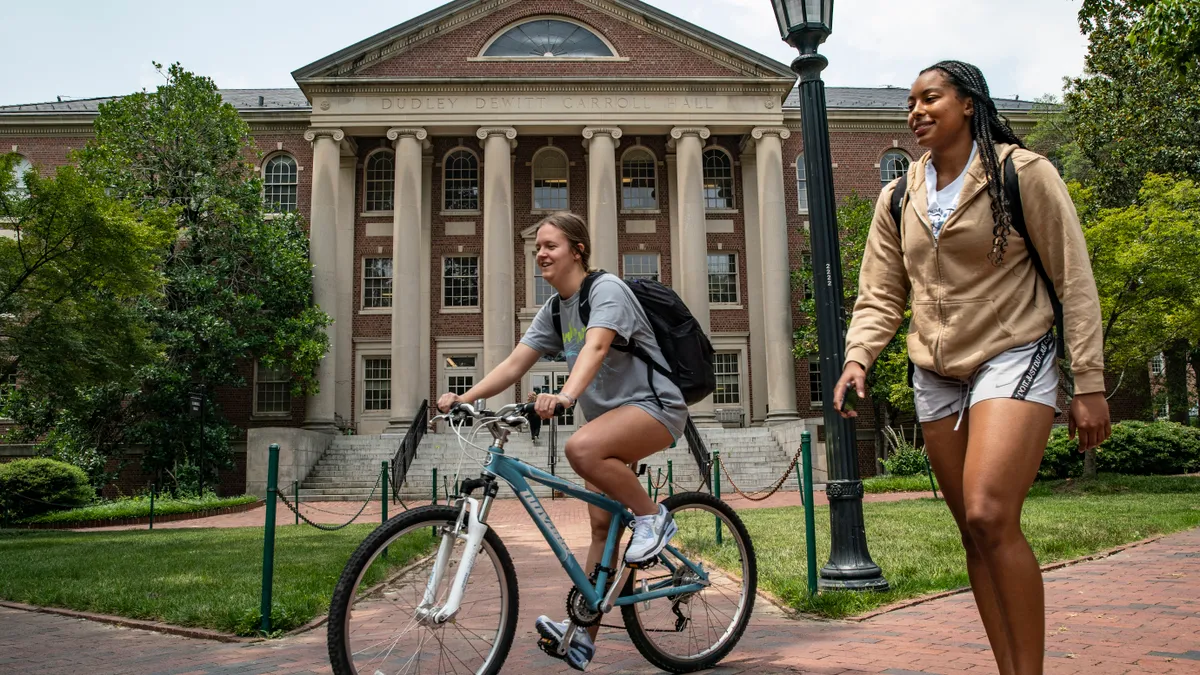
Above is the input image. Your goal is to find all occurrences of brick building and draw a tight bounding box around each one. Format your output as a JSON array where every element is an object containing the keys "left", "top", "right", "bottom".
[{"left": 5, "top": 0, "right": 1133, "bottom": 490}]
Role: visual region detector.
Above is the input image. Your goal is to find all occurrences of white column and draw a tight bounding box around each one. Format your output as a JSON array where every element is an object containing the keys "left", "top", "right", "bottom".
[
  {"left": 478, "top": 127, "right": 518, "bottom": 407},
  {"left": 753, "top": 127, "right": 800, "bottom": 423},
  {"left": 384, "top": 127, "right": 427, "bottom": 433},
  {"left": 667, "top": 153, "right": 681, "bottom": 293},
  {"left": 582, "top": 127, "right": 621, "bottom": 273},
  {"left": 335, "top": 154, "right": 356, "bottom": 429},
  {"left": 670, "top": 126, "right": 717, "bottom": 426},
  {"left": 739, "top": 144, "right": 768, "bottom": 425},
  {"left": 420, "top": 153, "right": 433, "bottom": 410},
  {"left": 302, "top": 128, "right": 342, "bottom": 432}
]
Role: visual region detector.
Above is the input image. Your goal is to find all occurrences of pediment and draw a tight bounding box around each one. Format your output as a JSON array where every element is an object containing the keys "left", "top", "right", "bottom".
[{"left": 293, "top": 0, "right": 795, "bottom": 83}]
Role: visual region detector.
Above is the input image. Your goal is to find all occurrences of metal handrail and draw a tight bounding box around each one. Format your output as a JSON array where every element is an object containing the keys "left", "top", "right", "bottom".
[
  {"left": 390, "top": 399, "right": 429, "bottom": 502},
  {"left": 683, "top": 415, "right": 713, "bottom": 492}
]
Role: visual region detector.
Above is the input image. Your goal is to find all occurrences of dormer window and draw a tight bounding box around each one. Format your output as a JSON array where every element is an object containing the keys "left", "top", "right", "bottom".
[{"left": 482, "top": 19, "right": 614, "bottom": 58}]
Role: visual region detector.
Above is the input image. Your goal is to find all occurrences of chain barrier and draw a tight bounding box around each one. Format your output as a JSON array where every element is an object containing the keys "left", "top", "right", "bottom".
[
  {"left": 717, "top": 447, "right": 806, "bottom": 502},
  {"left": 276, "top": 471, "right": 383, "bottom": 532},
  {"left": 289, "top": 499, "right": 383, "bottom": 516},
  {"left": 667, "top": 475, "right": 710, "bottom": 494},
  {"left": 649, "top": 468, "right": 669, "bottom": 491}
]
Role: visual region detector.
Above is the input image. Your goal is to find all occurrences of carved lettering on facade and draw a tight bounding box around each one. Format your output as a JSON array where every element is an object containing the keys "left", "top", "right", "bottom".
[{"left": 374, "top": 95, "right": 719, "bottom": 113}]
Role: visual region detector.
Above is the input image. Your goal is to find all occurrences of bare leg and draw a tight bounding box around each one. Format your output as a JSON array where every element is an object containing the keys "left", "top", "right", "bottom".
[
  {"left": 581, "top": 498, "right": 619, "bottom": 642},
  {"left": 963, "top": 399, "right": 1055, "bottom": 675},
  {"left": 923, "top": 414, "right": 1016, "bottom": 675}
]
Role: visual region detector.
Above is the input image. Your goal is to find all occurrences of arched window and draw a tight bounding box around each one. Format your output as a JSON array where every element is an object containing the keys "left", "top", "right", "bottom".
[
  {"left": 365, "top": 150, "right": 395, "bottom": 212},
  {"left": 443, "top": 149, "right": 480, "bottom": 212},
  {"left": 880, "top": 150, "right": 910, "bottom": 186},
  {"left": 621, "top": 148, "right": 657, "bottom": 210},
  {"left": 482, "top": 18, "right": 614, "bottom": 58},
  {"left": 796, "top": 154, "right": 808, "bottom": 213},
  {"left": 263, "top": 154, "right": 298, "bottom": 213},
  {"left": 702, "top": 148, "right": 734, "bottom": 210},
  {"left": 7, "top": 155, "right": 33, "bottom": 197},
  {"left": 532, "top": 148, "right": 569, "bottom": 211}
]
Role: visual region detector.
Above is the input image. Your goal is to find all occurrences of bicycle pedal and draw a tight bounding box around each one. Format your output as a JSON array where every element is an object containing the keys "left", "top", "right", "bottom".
[
  {"left": 625, "top": 557, "right": 659, "bottom": 571},
  {"left": 537, "top": 636, "right": 565, "bottom": 660}
]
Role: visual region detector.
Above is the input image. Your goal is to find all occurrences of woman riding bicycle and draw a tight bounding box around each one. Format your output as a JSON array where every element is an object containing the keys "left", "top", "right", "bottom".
[{"left": 436, "top": 210, "right": 687, "bottom": 671}]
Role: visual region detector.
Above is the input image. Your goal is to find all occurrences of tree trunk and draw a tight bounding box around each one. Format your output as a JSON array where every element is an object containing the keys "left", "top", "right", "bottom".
[
  {"left": 1165, "top": 339, "right": 1190, "bottom": 425},
  {"left": 1083, "top": 448, "right": 1097, "bottom": 477}
]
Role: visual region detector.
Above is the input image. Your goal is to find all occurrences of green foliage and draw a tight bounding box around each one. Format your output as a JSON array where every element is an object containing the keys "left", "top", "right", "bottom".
[
  {"left": 0, "top": 458, "right": 95, "bottom": 521},
  {"left": 882, "top": 446, "right": 929, "bottom": 477},
  {"left": 18, "top": 493, "right": 257, "bottom": 525},
  {"left": 1038, "top": 420, "right": 1200, "bottom": 479},
  {"left": 1124, "top": 0, "right": 1200, "bottom": 73}
]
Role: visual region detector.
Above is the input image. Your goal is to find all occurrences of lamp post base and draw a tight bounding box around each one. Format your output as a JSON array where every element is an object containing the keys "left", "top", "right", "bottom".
[{"left": 817, "top": 478, "right": 889, "bottom": 592}]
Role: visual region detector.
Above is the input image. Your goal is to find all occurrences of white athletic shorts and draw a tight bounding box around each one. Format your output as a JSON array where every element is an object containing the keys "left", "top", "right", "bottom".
[{"left": 913, "top": 331, "right": 1060, "bottom": 427}]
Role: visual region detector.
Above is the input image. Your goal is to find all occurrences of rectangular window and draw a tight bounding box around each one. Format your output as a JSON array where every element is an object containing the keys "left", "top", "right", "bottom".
[
  {"left": 363, "top": 258, "right": 393, "bottom": 308},
  {"left": 713, "top": 352, "right": 740, "bottom": 405},
  {"left": 622, "top": 253, "right": 660, "bottom": 282},
  {"left": 621, "top": 152, "right": 657, "bottom": 209},
  {"left": 443, "top": 256, "right": 480, "bottom": 308},
  {"left": 1151, "top": 353, "right": 1165, "bottom": 376},
  {"left": 0, "top": 372, "right": 17, "bottom": 416},
  {"left": 446, "top": 354, "right": 477, "bottom": 426},
  {"left": 808, "top": 357, "right": 822, "bottom": 407},
  {"left": 796, "top": 157, "right": 809, "bottom": 212},
  {"left": 707, "top": 253, "right": 738, "bottom": 304},
  {"left": 255, "top": 362, "right": 291, "bottom": 415},
  {"left": 364, "top": 357, "right": 391, "bottom": 411},
  {"left": 534, "top": 262, "right": 554, "bottom": 306}
]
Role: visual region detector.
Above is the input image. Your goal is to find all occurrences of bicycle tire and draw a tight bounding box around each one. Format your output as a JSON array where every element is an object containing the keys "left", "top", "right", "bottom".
[
  {"left": 621, "top": 491, "right": 757, "bottom": 673},
  {"left": 327, "top": 505, "right": 520, "bottom": 675}
]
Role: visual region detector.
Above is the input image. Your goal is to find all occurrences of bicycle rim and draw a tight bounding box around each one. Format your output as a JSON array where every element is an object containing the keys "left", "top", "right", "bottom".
[
  {"left": 624, "top": 500, "right": 754, "bottom": 664},
  {"left": 338, "top": 514, "right": 513, "bottom": 675}
]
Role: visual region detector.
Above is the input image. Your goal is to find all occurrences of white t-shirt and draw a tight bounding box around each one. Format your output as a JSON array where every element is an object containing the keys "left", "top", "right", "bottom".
[{"left": 926, "top": 141, "right": 978, "bottom": 240}]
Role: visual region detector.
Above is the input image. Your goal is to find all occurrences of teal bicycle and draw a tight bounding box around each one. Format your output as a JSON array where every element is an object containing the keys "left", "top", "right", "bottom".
[{"left": 327, "top": 402, "right": 757, "bottom": 674}]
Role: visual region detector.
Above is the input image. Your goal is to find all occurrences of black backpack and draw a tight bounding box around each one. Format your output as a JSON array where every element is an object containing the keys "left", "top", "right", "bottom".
[
  {"left": 551, "top": 271, "right": 716, "bottom": 407},
  {"left": 889, "top": 155, "right": 1066, "bottom": 359}
]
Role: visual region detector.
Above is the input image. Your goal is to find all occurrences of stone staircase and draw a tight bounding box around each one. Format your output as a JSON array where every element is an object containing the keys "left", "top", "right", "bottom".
[{"left": 298, "top": 426, "right": 806, "bottom": 502}]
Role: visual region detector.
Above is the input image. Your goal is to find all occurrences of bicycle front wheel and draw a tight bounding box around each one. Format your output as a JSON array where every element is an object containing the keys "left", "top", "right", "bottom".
[
  {"left": 327, "top": 505, "right": 519, "bottom": 675},
  {"left": 621, "top": 491, "right": 757, "bottom": 673}
]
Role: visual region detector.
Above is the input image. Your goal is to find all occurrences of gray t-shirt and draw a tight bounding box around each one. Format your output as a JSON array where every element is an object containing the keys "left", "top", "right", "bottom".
[{"left": 520, "top": 273, "right": 689, "bottom": 440}]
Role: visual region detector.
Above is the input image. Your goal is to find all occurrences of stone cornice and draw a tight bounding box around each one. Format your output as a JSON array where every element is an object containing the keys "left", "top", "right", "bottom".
[
  {"left": 303, "top": 77, "right": 789, "bottom": 97},
  {"left": 669, "top": 126, "right": 710, "bottom": 140},
  {"left": 303, "top": 128, "right": 345, "bottom": 142},
  {"left": 750, "top": 127, "right": 790, "bottom": 140},
  {"left": 386, "top": 127, "right": 429, "bottom": 141}
]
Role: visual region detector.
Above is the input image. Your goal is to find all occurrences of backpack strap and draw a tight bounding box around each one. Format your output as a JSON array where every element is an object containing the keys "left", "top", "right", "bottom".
[
  {"left": 1004, "top": 155, "right": 1066, "bottom": 358},
  {"left": 889, "top": 173, "right": 908, "bottom": 240},
  {"left": 551, "top": 270, "right": 604, "bottom": 338}
]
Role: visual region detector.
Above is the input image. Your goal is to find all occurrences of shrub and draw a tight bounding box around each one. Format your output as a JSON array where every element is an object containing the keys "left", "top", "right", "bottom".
[
  {"left": 1037, "top": 420, "right": 1200, "bottom": 479},
  {"left": 0, "top": 458, "right": 95, "bottom": 521},
  {"left": 1038, "top": 427, "right": 1081, "bottom": 479},
  {"left": 882, "top": 446, "right": 929, "bottom": 476}
]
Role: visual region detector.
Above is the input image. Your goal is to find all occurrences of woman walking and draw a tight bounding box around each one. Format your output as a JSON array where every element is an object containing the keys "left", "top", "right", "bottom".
[{"left": 834, "top": 61, "right": 1111, "bottom": 675}]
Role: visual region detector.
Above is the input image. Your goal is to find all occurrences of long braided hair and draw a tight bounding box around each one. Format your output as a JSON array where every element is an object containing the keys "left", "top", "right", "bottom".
[{"left": 920, "top": 60, "right": 1025, "bottom": 266}]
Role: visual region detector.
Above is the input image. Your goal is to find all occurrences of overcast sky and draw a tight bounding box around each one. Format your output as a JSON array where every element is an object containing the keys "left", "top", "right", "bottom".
[{"left": 1, "top": 0, "right": 1087, "bottom": 106}]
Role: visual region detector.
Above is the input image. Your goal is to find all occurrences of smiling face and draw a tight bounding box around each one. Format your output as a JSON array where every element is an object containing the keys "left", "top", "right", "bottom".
[
  {"left": 907, "top": 69, "right": 974, "bottom": 151},
  {"left": 535, "top": 223, "right": 584, "bottom": 287}
]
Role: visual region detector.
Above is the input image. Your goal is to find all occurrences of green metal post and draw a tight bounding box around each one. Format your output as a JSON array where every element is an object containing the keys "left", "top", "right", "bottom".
[
  {"left": 667, "top": 460, "right": 674, "bottom": 497},
  {"left": 260, "top": 443, "right": 280, "bottom": 634},
  {"left": 646, "top": 469, "right": 652, "bottom": 496},
  {"left": 713, "top": 451, "right": 722, "bottom": 545},
  {"left": 654, "top": 468, "right": 663, "bottom": 501},
  {"left": 149, "top": 483, "right": 155, "bottom": 531},
  {"left": 924, "top": 454, "right": 939, "bottom": 500},
  {"left": 801, "top": 431, "right": 818, "bottom": 597},
  {"left": 795, "top": 460, "right": 805, "bottom": 506},
  {"left": 293, "top": 481, "right": 299, "bottom": 525},
  {"left": 381, "top": 461, "right": 389, "bottom": 524}
]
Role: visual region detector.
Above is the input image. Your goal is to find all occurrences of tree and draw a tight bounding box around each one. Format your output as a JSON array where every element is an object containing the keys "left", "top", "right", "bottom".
[
  {"left": 10, "top": 64, "right": 331, "bottom": 493},
  {"left": 794, "top": 193, "right": 912, "bottom": 469},
  {"left": 1119, "top": 0, "right": 1200, "bottom": 73}
]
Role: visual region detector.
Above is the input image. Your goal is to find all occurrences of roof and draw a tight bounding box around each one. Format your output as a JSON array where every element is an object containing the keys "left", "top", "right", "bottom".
[
  {"left": 788, "top": 86, "right": 1039, "bottom": 111},
  {"left": 0, "top": 89, "right": 311, "bottom": 114}
]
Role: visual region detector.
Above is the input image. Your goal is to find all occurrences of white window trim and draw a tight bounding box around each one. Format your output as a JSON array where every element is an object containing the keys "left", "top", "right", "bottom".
[
  {"left": 531, "top": 146, "right": 571, "bottom": 213},
  {"left": 707, "top": 251, "right": 741, "bottom": 308},
  {"left": 702, "top": 146, "right": 737, "bottom": 212},
  {"left": 621, "top": 251, "right": 661, "bottom": 281},
  {"left": 261, "top": 152, "right": 299, "bottom": 216},
  {"left": 251, "top": 360, "right": 292, "bottom": 420},
  {"left": 437, "top": 340, "right": 483, "bottom": 429},
  {"left": 363, "top": 148, "right": 396, "bottom": 214},
  {"left": 441, "top": 254, "right": 481, "bottom": 314},
  {"left": 794, "top": 154, "right": 809, "bottom": 215},
  {"left": 1151, "top": 353, "right": 1166, "bottom": 377},
  {"left": 357, "top": 347, "right": 393, "bottom": 423},
  {"left": 360, "top": 255, "right": 393, "bottom": 315},
  {"left": 441, "top": 146, "right": 482, "bottom": 214},
  {"left": 808, "top": 356, "right": 823, "bottom": 408},
  {"left": 709, "top": 337, "right": 749, "bottom": 423},
  {"left": 880, "top": 149, "right": 912, "bottom": 186},
  {"left": 619, "top": 145, "right": 659, "bottom": 212},
  {"left": 475, "top": 15, "right": 623, "bottom": 60}
]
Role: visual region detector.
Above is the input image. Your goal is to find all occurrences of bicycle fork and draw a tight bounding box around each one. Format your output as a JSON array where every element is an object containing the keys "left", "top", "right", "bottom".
[{"left": 417, "top": 497, "right": 489, "bottom": 625}]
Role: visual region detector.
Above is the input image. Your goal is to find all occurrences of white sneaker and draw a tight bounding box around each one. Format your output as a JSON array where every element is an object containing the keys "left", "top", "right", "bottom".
[
  {"left": 535, "top": 616, "right": 595, "bottom": 671},
  {"left": 625, "top": 504, "right": 677, "bottom": 564}
]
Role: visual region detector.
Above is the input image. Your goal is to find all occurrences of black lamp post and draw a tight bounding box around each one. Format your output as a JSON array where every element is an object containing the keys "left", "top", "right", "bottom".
[
  {"left": 189, "top": 385, "right": 207, "bottom": 496},
  {"left": 770, "top": 0, "right": 888, "bottom": 591}
]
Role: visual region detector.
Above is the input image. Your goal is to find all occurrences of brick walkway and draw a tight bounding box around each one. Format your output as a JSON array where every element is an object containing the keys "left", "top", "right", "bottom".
[{"left": 1, "top": 493, "right": 1197, "bottom": 674}]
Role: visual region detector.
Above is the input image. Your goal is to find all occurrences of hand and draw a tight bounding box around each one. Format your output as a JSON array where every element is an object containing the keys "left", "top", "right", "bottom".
[
  {"left": 833, "top": 362, "right": 867, "bottom": 419},
  {"left": 535, "top": 392, "right": 572, "bottom": 420},
  {"left": 1069, "top": 392, "right": 1111, "bottom": 452},
  {"left": 437, "top": 392, "right": 464, "bottom": 413}
]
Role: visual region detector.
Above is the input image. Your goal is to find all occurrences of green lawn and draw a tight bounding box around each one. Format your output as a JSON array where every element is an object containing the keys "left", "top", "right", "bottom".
[
  {"left": 863, "top": 474, "right": 939, "bottom": 494},
  {"left": 16, "top": 494, "right": 260, "bottom": 525},
  {"left": 744, "top": 474, "right": 1200, "bottom": 618},
  {"left": 0, "top": 523, "right": 433, "bottom": 635}
]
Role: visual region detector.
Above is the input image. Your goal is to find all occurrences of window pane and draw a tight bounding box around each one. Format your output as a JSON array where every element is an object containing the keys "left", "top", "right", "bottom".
[
  {"left": 534, "top": 264, "right": 555, "bottom": 306},
  {"left": 702, "top": 149, "right": 734, "bottom": 210},
  {"left": 808, "top": 358, "right": 822, "bottom": 406},
  {"left": 622, "top": 253, "right": 659, "bottom": 282},
  {"left": 443, "top": 256, "right": 480, "bottom": 307},
  {"left": 796, "top": 154, "right": 808, "bottom": 212},
  {"left": 713, "top": 352, "right": 740, "bottom": 405},
  {"left": 880, "top": 150, "right": 910, "bottom": 186},
  {"left": 444, "top": 150, "right": 479, "bottom": 211},
  {"left": 7, "top": 157, "right": 33, "bottom": 198},
  {"left": 364, "top": 357, "right": 391, "bottom": 411},
  {"left": 707, "top": 253, "right": 738, "bottom": 304},
  {"left": 533, "top": 150, "right": 568, "bottom": 210},
  {"left": 255, "top": 361, "right": 291, "bottom": 414},
  {"left": 366, "top": 152, "right": 395, "bottom": 211},
  {"left": 621, "top": 149, "right": 656, "bottom": 209},
  {"left": 445, "top": 354, "right": 477, "bottom": 369},
  {"left": 483, "top": 19, "right": 613, "bottom": 57},
  {"left": 264, "top": 155, "right": 298, "bottom": 213},
  {"left": 363, "top": 258, "right": 393, "bottom": 308}
]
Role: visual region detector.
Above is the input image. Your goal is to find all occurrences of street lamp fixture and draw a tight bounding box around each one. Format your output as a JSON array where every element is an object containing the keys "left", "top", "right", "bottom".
[{"left": 768, "top": 0, "right": 888, "bottom": 592}]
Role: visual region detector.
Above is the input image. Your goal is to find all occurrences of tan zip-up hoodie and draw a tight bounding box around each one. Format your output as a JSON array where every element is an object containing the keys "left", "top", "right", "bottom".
[{"left": 844, "top": 144, "right": 1106, "bottom": 395}]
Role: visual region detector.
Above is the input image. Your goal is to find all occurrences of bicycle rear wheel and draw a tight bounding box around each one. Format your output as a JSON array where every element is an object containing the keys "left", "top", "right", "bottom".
[
  {"left": 327, "top": 505, "right": 519, "bottom": 675},
  {"left": 621, "top": 492, "right": 756, "bottom": 673}
]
